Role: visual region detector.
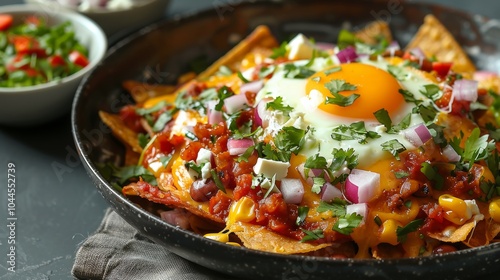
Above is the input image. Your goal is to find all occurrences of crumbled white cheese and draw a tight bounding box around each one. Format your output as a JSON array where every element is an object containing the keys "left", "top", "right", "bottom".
[{"left": 253, "top": 158, "right": 290, "bottom": 180}]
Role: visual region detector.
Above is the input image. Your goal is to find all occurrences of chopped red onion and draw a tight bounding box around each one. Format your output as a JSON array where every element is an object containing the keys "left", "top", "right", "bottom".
[
  {"left": 254, "top": 98, "right": 271, "bottom": 127},
  {"left": 403, "top": 123, "right": 432, "bottom": 147},
  {"left": 160, "top": 209, "right": 191, "bottom": 230},
  {"left": 442, "top": 144, "right": 461, "bottom": 162},
  {"left": 452, "top": 79, "right": 478, "bottom": 102},
  {"left": 344, "top": 169, "right": 380, "bottom": 204},
  {"left": 280, "top": 178, "right": 305, "bottom": 204},
  {"left": 224, "top": 94, "right": 248, "bottom": 114},
  {"left": 408, "top": 47, "right": 425, "bottom": 59},
  {"left": 207, "top": 100, "right": 223, "bottom": 125},
  {"left": 336, "top": 46, "right": 358, "bottom": 63},
  {"left": 227, "top": 138, "right": 254, "bottom": 156},
  {"left": 296, "top": 163, "right": 330, "bottom": 186},
  {"left": 346, "top": 203, "right": 368, "bottom": 222},
  {"left": 387, "top": 41, "right": 401, "bottom": 51},
  {"left": 240, "top": 80, "right": 263, "bottom": 100},
  {"left": 320, "top": 182, "right": 342, "bottom": 202}
]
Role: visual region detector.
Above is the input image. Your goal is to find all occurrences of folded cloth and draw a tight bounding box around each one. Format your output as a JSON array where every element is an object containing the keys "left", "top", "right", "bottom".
[{"left": 72, "top": 208, "right": 235, "bottom": 280}]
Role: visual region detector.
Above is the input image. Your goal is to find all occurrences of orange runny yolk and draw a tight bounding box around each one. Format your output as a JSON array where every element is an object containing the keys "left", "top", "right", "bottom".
[{"left": 305, "top": 63, "right": 404, "bottom": 120}]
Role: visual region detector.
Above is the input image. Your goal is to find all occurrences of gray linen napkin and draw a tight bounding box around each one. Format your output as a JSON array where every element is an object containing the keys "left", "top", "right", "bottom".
[{"left": 72, "top": 208, "right": 236, "bottom": 280}]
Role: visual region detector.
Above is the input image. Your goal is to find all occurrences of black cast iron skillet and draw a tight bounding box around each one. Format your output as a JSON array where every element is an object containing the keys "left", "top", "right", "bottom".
[{"left": 72, "top": 0, "right": 500, "bottom": 279}]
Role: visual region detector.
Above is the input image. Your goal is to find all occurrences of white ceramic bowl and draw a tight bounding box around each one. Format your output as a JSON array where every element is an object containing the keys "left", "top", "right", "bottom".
[
  {"left": 25, "top": 0, "right": 170, "bottom": 37},
  {"left": 0, "top": 4, "right": 107, "bottom": 126}
]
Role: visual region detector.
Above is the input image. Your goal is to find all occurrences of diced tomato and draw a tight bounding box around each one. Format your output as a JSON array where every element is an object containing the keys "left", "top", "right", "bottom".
[
  {"left": 0, "top": 14, "right": 13, "bottom": 31},
  {"left": 10, "top": 35, "right": 46, "bottom": 57},
  {"left": 119, "top": 105, "right": 144, "bottom": 133},
  {"left": 48, "top": 55, "right": 66, "bottom": 67},
  {"left": 432, "top": 62, "right": 453, "bottom": 77},
  {"left": 6, "top": 54, "right": 27, "bottom": 72},
  {"left": 68, "top": 50, "right": 89, "bottom": 68},
  {"left": 209, "top": 191, "right": 232, "bottom": 221},
  {"left": 23, "top": 68, "right": 39, "bottom": 77},
  {"left": 24, "top": 15, "right": 41, "bottom": 26}
]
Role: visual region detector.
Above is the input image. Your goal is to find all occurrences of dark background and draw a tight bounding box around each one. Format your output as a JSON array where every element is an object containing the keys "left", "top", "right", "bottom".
[{"left": 0, "top": 0, "right": 499, "bottom": 279}]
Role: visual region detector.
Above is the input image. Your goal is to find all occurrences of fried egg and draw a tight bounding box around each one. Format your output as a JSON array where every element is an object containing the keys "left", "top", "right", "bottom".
[{"left": 254, "top": 51, "right": 439, "bottom": 169}]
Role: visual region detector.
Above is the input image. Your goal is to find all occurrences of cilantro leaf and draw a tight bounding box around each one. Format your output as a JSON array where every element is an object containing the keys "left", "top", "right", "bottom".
[
  {"left": 237, "top": 145, "right": 255, "bottom": 163},
  {"left": 391, "top": 113, "right": 412, "bottom": 133},
  {"left": 283, "top": 63, "right": 316, "bottom": 79},
  {"left": 185, "top": 161, "right": 203, "bottom": 176},
  {"left": 420, "top": 162, "right": 444, "bottom": 190},
  {"left": 237, "top": 71, "right": 250, "bottom": 83},
  {"left": 138, "top": 133, "right": 150, "bottom": 148},
  {"left": 296, "top": 206, "right": 309, "bottom": 225},
  {"left": 258, "top": 126, "right": 306, "bottom": 162},
  {"left": 304, "top": 153, "right": 328, "bottom": 169},
  {"left": 311, "top": 177, "right": 326, "bottom": 194},
  {"left": 395, "top": 170, "right": 410, "bottom": 179},
  {"left": 135, "top": 101, "right": 167, "bottom": 116},
  {"left": 114, "top": 165, "right": 157, "bottom": 186},
  {"left": 152, "top": 108, "right": 178, "bottom": 132},
  {"left": 215, "top": 86, "right": 234, "bottom": 111},
  {"left": 381, "top": 139, "right": 406, "bottom": 160},
  {"left": 333, "top": 213, "right": 363, "bottom": 235},
  {"left": 450, "top": 128, "right": 495, "bottom": 170},
  {"left": 399, "top": 89, "right": 422, "bottom": 105},
  {"left": 463, "top": 128, "right": 494, "bottom": 164},
  {"left": 387, "top": 65, "right": 407, "bottom": 81},
  {"left": 210, "top": 169, "right": 226, "bottom": 193},
  {"left": 337, "top": 29, "right": 359, "bottom": 49},
  {"left": 274, "top": 126, "right": 306, "bottom": 156},
  {"left": 270, "top": 41, "right": 288, "bottom": 59},
  {"left": 374, "top": 108, "right": 392, "bottom": 132},
  {"left": 331, "top": 121, "right": 380, "bottom": 144},
  {"left": 420, "top": 84, "right": 442, "bottom": 101},
  {"left": 266, "top": 96, "right": 294, "bottom": 115},
  {"left": 324, "top": 79, "right": 360, "bottom": 107},
  {"left": 416, "top": 104, "right": 438, "bottom": 123},
  {"left": 396, "top": 219, "right": 423, "bottom": 243},
  {"left": 316, "top": 199, "right": 347, "bottom": 217},
  {"left": 323, "top": 66, "right": 342, "bottom": 75},
  {"left": 300, "top": 229, "right": 324, "bottom": 242}
]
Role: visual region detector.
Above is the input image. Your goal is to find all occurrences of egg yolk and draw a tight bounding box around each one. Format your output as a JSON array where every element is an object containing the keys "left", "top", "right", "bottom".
[{"left": 306, "top": 63, "right": 404, "bottom": 120}]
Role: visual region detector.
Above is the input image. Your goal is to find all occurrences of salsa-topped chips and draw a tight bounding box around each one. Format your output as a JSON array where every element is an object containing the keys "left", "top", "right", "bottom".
[{"left": 100, "top": 16, "right": 500, "bottom": 259}]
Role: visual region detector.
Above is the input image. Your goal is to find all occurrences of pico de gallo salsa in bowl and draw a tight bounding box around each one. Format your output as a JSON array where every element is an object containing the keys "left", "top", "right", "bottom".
[
  {"left": 0, "top": 13, "right": 89, "bottom": 87},
  {"left": 0, "top": 4, "right": 106, "bottom": 126}
]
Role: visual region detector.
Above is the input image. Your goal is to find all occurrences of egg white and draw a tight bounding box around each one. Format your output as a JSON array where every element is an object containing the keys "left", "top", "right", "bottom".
[{"left": 255, "top": 56, "right": 440, "bottom": 168}]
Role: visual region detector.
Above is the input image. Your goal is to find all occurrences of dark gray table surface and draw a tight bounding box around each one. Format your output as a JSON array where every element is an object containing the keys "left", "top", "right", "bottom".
[{"left": 0, "top": 1, "right": 499, "bottom": 279}]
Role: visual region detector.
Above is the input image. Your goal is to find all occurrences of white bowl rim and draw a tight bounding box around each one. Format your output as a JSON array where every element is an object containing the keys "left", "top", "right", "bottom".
[
  {"left": 26, "top": 0, "right": 159, "bottom": 15},
  {"left": 0, "top": 4, "right": 107, "bottom": 94}
]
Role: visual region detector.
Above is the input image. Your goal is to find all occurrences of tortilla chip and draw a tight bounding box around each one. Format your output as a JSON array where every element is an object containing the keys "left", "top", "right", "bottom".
[
  {"left": 123, "top": 180, "right": 225, "bottom": 224},
  {"left": 123, "top": 80, "right": 177, "bottom": 104},
  {"left": 230, "top": 222, "right": 331, "bottom": 254},
  {"left": 487, "top": 219, "right": 500, "bottom": 241},
  {"left": 197, "top": 25, "right": 278, "bottom": 80},
  {"left": 477, "top": 76, "right": 500, "bottom": 93},
  {"left": 99, "top": 111, "right": 143, "bottom": 154},
  {"left": 406, "top": 14, "right": 476, "bottom": 74},
  {"left": 427, "top": 221, "right": 476, "bottom": 243},
  {"left": 355, "top": 21, "right": 393, "bottom": 45},
  {"left": 124, "top": 145, "right": 140, "bottom": 166}
]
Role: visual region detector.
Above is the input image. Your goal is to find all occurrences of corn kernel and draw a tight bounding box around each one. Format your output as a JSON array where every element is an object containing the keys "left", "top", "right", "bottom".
[
  {"left": 227, "top": 196, "right": 256, "bottom": 226},
  {"left": 204, "top": 233, "right": 229, "bottom": 243},
  {"left": 226, "top": 242, "right": 241, "bottom": 247},
  {"left": 438, "top": 194, "right": 471, "bottom": 225},
  {"left": 489, "top": 198, "right": 500, "bottom": 223},
  {"left": 379, "top": 219, "right": 402, "bottom": 245}
]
